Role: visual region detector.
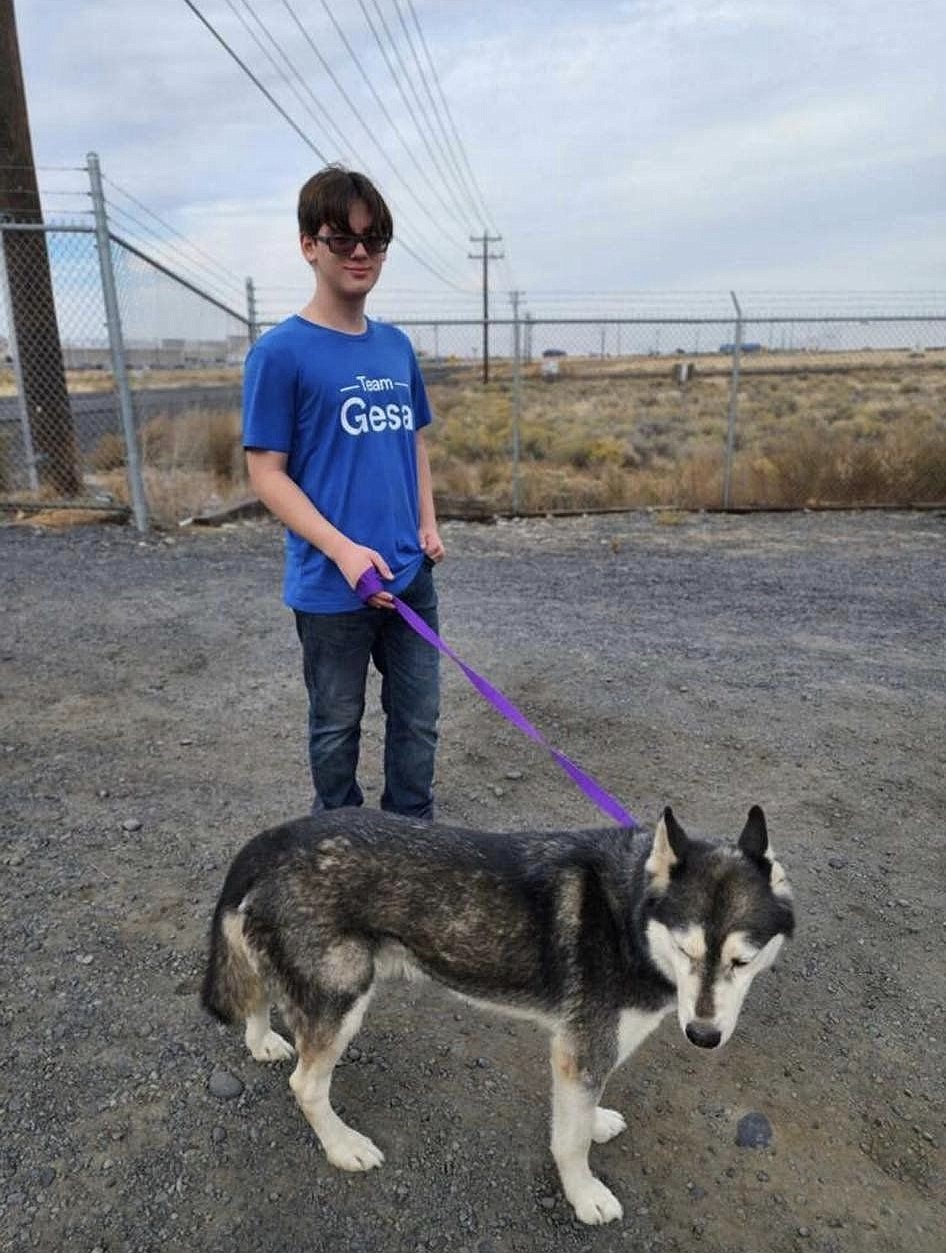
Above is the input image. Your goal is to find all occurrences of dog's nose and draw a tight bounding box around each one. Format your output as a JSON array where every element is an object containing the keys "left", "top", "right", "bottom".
[{"left": 685, "top": 1021, "right": 722, "bottom": 1049}]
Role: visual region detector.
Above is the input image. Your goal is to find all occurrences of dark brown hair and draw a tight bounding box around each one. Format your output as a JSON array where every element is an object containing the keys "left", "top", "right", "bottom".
[{"left": 297, "top": 165, "right": 393, "bottom": 241}]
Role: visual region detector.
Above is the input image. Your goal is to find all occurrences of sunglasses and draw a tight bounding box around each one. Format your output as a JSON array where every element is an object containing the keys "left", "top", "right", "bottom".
[{"left": 314, "top": 232, "right": 391, "bottom": 257}]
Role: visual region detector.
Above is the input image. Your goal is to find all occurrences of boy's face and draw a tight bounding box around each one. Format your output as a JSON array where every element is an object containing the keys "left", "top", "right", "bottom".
[{"left": 300, "top": 198, "right": 386, "bottom": 301}]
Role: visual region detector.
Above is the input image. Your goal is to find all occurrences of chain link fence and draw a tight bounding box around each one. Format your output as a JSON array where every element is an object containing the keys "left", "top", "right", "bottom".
[
  {"left": 0, "top": 154, "right": 253, "bottom": 528},
  {"left": 394, "top": 314, "right": 946, "bottom": 514},
  {"left": 2, "top": 160, "right": 943, "bottom": 526},
  {"left": 0, "top": 223, "right": 101, "bottom": 499}
]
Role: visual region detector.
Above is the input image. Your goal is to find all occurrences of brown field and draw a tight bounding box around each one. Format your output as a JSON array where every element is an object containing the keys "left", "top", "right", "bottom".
[
  {"left": 423, "top": 351, "right": 946, "bottom": 512},
  {"left": 0, "top": 366, "right": 242, "bottom": 397},
  {"left": 4, "top": 350, "right": 945, "bottom": 522}
]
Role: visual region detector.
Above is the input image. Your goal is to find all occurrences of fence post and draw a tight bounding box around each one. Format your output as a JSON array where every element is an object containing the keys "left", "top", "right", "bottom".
[
  {"left": 722, "top": 290, "right": 743, "bottom": 509},
  {"left": 0, "top": 228, "right": 38, "bottom": 490},
  {"left": 245, "top": 276, "right": 258, "bottom": 345},
  {"left": 510, "top": 291, "right": 523, "bottom": 514},
  {"left": 87, "top": 152, "right": 148, "bottom": 532}
]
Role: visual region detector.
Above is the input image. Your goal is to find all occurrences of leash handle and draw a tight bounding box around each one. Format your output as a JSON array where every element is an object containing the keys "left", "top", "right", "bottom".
[{"left": 356, "top": 567, "right": 639, "bottom": 829}]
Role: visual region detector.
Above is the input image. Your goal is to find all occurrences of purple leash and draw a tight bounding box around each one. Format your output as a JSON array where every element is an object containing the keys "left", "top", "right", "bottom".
[{"left": 356, "top": 567, "right": 639, "bottom": 828}]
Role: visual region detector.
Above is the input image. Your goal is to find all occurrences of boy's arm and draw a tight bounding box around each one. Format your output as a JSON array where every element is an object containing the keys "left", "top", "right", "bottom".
[
  {"left": 415, "top": 429, "right": 445, "bottom": 562},
  {"left": 246, "top": 449, "right": 394, "bottom": 604}
]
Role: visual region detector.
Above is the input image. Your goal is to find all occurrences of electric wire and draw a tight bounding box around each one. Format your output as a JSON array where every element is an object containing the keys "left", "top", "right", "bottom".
[
  {"left": 225, "top": 0, "right": 353, "bottom": 157},
  {"left": 390, "top": 0, "right": 481, "bottom": 227},
  {"left": 366, "top": 0, "right": 474, "bottom": 222},
  {"left": 404, "top": 0, "right": 500, "bottom": 237},
  {"left": 232, "top": 0, "right": 470, "bottom": 282},
  {"left": 357, "top": 0, "right": 473, "bottom": 232},
  {"left": 0, "top": 164, "right": 85, "bottom": 173},
  {"left": 315, "top": 0, "right": 473, "bottom": 236},
  {"left": 103, "top": 198, "right": 248, "bottom": 310},
  {"left": 181, "top": 0, "right": 473, "bottom": 294},
  {"left": 278, "top": 0, "right": 469, "bottom": 253},
  {"left": 104, "top": 175, "right": 247, "bottom": 291},
  {"left": 102, "top": 198, "right": 244, "bottom": 305},
  {"left": 181, "top": 0, "right": 334, "bottom": 164}
]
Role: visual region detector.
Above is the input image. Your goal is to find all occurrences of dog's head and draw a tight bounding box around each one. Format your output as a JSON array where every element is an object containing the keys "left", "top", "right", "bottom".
[{"left": 643, "top": 806, "right": 794, "bottom": 1050}]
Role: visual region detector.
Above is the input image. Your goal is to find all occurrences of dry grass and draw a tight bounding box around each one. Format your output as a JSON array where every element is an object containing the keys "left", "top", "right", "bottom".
[
  {"left": 89, "top": 408, "right": 249, "bottom": 524},
  {"left": 34, "top": 352, "right": 946, "bottom": 523},
  {"left": 426, "top": 355, "right": 946, "bottom": 510},
  {"left": 0, "top": 366, "right": 241, "bottom": 398}
]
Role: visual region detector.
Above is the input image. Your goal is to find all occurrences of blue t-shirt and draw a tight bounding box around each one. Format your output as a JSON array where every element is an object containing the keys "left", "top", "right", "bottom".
[{"left": 243, "top": 315, "right": 433, "bottom": 613}]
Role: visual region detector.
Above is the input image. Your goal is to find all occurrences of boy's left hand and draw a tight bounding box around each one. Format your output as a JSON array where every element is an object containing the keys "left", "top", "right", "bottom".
[{"left": 420, "top": 527, "right": 445, "bottom": 562}]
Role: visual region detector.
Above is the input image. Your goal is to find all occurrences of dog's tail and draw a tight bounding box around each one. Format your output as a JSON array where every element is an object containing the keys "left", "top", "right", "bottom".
[
  {"left": 200, "top": 898, "right": 261, "bottom": 1025},
  {"left": 202, "top": 820, "right": 312, "bottom": 1025}
]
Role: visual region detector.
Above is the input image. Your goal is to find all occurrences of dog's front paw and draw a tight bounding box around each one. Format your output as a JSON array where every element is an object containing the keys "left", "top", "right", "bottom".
[
  {"left": 249, "top": 1029, "right": 295, "bottom": 1063},
  {"left": 324, "top": 1128, "right": 385, "bottom": 1172},
  {"left": 568, "top": 1177, "right": 624, "bottom": 1225},
  {"left": 592, "top": 1107, "right": 627, "bottom": 1144}
]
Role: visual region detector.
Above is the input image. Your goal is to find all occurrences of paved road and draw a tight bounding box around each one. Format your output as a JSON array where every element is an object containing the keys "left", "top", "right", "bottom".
[{"left": 0, "top": 385, "right": 242, "bottom": 453}]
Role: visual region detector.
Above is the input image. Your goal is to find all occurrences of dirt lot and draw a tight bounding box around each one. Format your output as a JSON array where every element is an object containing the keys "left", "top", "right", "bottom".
[{"left": 1, "top": 508, "right": 944, "bottom": 1253}]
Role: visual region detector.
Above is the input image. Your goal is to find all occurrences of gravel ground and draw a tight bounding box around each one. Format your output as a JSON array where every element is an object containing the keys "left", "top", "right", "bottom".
[{"left": 1, "top": 508, "right": 944, "bottom": 1253}]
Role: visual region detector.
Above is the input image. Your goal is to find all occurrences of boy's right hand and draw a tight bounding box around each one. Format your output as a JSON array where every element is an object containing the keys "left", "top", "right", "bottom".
[{"left": 334, "top": 542, "right": 395, "bottom": 609}]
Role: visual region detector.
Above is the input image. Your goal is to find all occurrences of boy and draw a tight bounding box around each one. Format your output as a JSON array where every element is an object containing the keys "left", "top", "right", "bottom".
[{"left": 243, "top": 166, "right": 444, "bottom": 819}]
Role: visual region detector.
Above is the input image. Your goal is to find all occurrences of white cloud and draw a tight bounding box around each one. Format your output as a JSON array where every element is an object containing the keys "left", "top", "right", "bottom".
[{"left": 10, "top": 0, "right": 945, "bottom": 320}]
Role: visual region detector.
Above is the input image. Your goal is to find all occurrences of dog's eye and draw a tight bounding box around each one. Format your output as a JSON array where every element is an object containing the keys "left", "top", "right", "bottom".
[{"left": 730, "top": 956, "right": 751, "bottom": 969}]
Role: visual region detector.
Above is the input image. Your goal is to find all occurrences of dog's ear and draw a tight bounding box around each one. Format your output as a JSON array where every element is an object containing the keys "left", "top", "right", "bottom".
[
  {"left": 646, "top": 806, "right": 689, "bottom": 888},
  {"left": 737, "top": 805, "right": 792, "bottom": 898},
  {"left": 737, "top": 805, "right": 768, "bottom": 862}
]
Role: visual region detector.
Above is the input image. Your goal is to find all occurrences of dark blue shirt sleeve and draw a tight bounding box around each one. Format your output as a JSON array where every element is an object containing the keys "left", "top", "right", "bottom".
[
  {"left": 242, "top": 339, "right": 297, "bottom": 452},
  {"left": 409, "top": 347, "right": 433, "bottom": 432}
]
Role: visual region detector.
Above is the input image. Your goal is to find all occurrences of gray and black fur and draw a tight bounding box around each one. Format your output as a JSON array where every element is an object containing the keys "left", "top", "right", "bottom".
[{"left": 202, "top": 806, "right": 794, "bottom": 1225}]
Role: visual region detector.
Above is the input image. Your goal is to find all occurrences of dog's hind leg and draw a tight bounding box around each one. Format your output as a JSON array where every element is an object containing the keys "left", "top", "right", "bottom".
[
  {"left": 244, "top": 1005, "right": 295, "bottom": 1063},
  {"left": 549, "top": 1036, "right": 622, "bottom": 1225},
  {"left": 214, "top": 911, "right": 294, "bottom": 1062},
  {"left": 289, "top": 990, "right": 383, "bottom": 1172}
]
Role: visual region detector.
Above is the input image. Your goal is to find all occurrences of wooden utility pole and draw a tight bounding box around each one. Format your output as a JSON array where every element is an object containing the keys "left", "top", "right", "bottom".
[
  {"left": 468, "top": 231, "right": 502, "bottom": 384},
  {"left": 0, "top": 0, "right": 78, "bottom": 495}
]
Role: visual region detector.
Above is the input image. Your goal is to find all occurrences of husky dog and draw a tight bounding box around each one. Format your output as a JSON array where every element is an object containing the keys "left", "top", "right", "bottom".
[{"left": 202, "top": 805, "right": 793, "bottom": 1225}]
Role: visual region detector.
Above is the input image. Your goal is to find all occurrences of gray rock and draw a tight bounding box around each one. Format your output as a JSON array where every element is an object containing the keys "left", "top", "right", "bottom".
[
  {"left": 208, "top": 1068, "right": 244, "bottom": 1099},
  {"left": 736, "top": 1111, "right": 773, "bottom": 1148}
]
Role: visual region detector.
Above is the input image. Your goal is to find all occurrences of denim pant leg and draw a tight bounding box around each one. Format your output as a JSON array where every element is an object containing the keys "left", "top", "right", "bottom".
[
  {"left": 371, "top": 563, "right": 440, "bottom": 819},
  {"left": 294, "top": 608, "right": 376, "bottom": 811}
]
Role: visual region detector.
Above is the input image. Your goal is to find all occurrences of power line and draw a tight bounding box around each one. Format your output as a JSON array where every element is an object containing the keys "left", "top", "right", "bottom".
[
  {"left": 103, "top": 198, "right": 247, "bottom": 309},
  {"left": 315, "top": 0, "right": 471, "bottom": 237},
  {"left": 362, "top": 0, "right": 473, "bottom": 225},
  {"left": 180, "top": 0, "right": 472, "bottom": 293},
  {"left": 231, "top": 0, "right": 469, "bottom": 281},
  {"left": 357, "top": 0, "right": 473, "bottom": 230},
  {"left": 278, "top": 0, "right": 469, "bottom": 253},
  {"left": 104, "top": 174, "right": 246, "bottom": 290},
  {"left": 225, "top": 0, "right": 352, "bottom": 157},
  {"left": 404, "top": 0, "right": 500, "bottom": 236},
  {"left": 181, "top": 0, "right": 333, "bottom": 163},
  {"left": 391, "top": 0, "right": 481, "bottom": 226},
  {"left": 0, "top": 163, "right": 82, "bottom": 173}
]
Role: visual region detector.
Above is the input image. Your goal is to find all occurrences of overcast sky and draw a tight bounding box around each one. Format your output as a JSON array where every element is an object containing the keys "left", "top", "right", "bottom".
[{"left": 13, "top": 0, "right": 946, "bottom": 325}]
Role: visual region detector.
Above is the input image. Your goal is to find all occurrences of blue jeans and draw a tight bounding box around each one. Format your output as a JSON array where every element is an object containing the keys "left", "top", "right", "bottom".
[{"left": 294, "top": 560, "right": 440, "bottom": 819}]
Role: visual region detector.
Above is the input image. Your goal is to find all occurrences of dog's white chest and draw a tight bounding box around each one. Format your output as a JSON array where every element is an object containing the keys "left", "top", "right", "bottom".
[{"left": 616, "top": 1006, "right": 668, "bottom": 1064}]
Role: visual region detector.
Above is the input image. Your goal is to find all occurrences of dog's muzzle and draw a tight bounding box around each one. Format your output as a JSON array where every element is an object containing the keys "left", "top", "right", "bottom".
[{"left": 685, "top": 1020, "right": 722, "bottom": 1049}]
